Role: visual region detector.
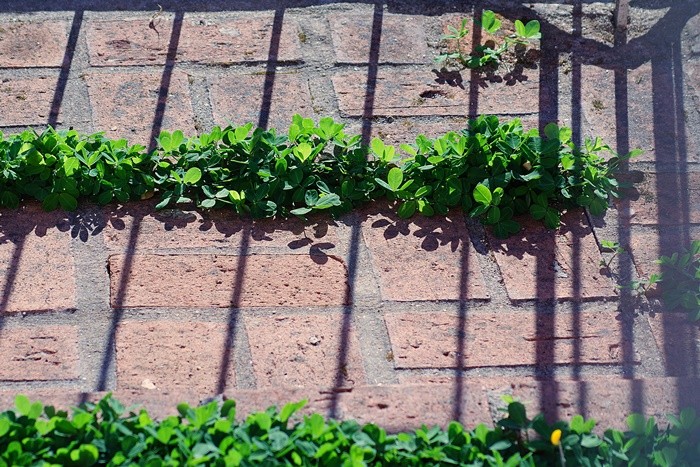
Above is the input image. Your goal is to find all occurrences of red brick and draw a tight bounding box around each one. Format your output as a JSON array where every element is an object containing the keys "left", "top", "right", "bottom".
[
  {"left": 340, "top": 384, "right": 491, "bottom": 431},
  {"left": 345, "top": 115, "right": 541, "bottom": 148},
  {"left": 687, "top": 61, "right": 700, "bottom": 102},
  {"left": 108, "top": 254, "right": 348, "bottom": 308},
  {"left": 0, "top": 205, "right": 75, "bottom": 313},
  {"left": 0, "top": 76, "right": 60, "bottom": 126},
  {"left": 385, "top": 309, "right": 634, "bottom": 369},
  {"left": 332, "top": 69, "right": 540, "bottom": 117},
  {"left": 84, "top": 70, "right": 195, "bottom": 146},
  {"left": 328, "top": 13, "right": 429, "bottom": 64},
  {"left": 485, "top": 377, "right": 700, "bottom": 432},
  {"left": 647, "top": 313, "right": 700, "bottom": 376},
  {"left": 116, "top": 320, "right": 235, "bottom": 393},
  {"left": 86, "top": 15, "right": 302, "bottom": 67},
  {"left": 209, "top": 73, "right": 314, "bottom": 130},
  {"left": 489, "top": 211, "right": 616, "bottom": 300},
  {"left": 579, "top": 63, "right": 699, "bottom": 163},
  {"left": 245, "top": 313, "right": 365, "bottom": 388},
  {"left": 623, "top": 172, "right": 700, "bottom": 225},
  {"left": 102, "top": 202, "right": 338, "bottom": 251},
  {"left": 628, "top": 227, "right": 700, "bottom": 278},
  {"left": 361, "top": 207, "right": 489, "bottom": 301},
  {"left": 0, "top": 21, "right": 69, "bottom": 67},
  {"left": 0, "top": 326, "right": 79, "bottom": 381}
]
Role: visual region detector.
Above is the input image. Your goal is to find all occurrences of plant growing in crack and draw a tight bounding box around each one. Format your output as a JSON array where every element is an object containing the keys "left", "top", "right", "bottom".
[{"left": 435, "top": 10, "right": 541, "bottom": 72}]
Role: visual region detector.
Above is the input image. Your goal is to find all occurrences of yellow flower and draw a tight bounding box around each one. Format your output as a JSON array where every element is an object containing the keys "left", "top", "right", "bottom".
[{"left": 550, "top": 429, "right": 562, "bottom": 446}]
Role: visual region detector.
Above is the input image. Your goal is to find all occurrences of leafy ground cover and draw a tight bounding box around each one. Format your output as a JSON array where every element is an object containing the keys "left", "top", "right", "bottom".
[
  {"left": 1, "top": 394, "right": 698, "bottom": 466},
  {"left": 0, "top": 115, "right": 636, "bottom": 238}
]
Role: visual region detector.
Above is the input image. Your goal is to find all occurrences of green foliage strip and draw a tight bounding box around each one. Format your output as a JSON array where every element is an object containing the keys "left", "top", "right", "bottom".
[
  {"left": 1, "top": 394, "right": 698, "bottom": 466},
  {"left": 0, "top": 115, "right": 638, "bottom": 237}
]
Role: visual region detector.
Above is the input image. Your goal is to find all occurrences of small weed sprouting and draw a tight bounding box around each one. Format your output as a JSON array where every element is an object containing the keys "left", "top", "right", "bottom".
[
  {"left": 599, "top": 239, "right": 625, "bottom": 271},
  {"left": 436, "top": 10, "right": 541, "bottom": 71}
]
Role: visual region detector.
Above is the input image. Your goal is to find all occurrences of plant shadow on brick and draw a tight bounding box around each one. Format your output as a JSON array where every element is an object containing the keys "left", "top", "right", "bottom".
[
  {"left": 1, "top": 394, "right": 698, "bottom": 466},
  {"left": 0, "top": 115, "right": 638, "bottom": 238}
]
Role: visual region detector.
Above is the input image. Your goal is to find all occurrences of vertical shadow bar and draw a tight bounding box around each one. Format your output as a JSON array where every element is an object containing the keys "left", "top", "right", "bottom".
[
  {"left": 147, "top": 10, "right": 184, "bottom": 151},
  {"left": 536, "top": 10, "right": 560, "bottom": 421},
  {"left": 612, "top": 8, "right": 643, "bottom": 413},
  {"left": 569, "top": 0, "right": 586, "bottom": 417},
  {"left": 360, "top": 1, "right": 383, "bottom": 145},
  {"left": 93, "top": 215, "right": 143, "bottom": 393},
  {"left": 217, "top": 226, "right": 250, "bottom": 393},
  {"left": 49, "top": 10, "right": 83, "bottom": 127},
  {"left": 0, "top": 239, "right": 25, "bottom": 317},
  {"left": 467, "top": 6, "right": 482, "bottom": 119},
  {"left": 451, "top": 226, "right": 469, "bottom": 422},
  {"left": 258, "top": 8, "right": 285, "bottom": 130}
]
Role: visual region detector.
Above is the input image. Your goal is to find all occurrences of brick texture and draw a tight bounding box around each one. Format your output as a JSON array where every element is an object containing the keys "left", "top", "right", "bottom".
[
  {"left": 0, "top": 21, "right": 69, "bottom": 67},
  {"left": 209, "top": 73, "right": 314, "bottom": 130},
  {"left": 84, "top": 70, "right": 195, "bottom": 146},
  {"left": 108, "top": 254, "right": 348, "bottom": 308},
  {"left": 328, "top": 13, "right": 429, "bottom": 64},
  {"left": 385, "top": 310, "right": 634, "bottom": 368},
  {"left": 102, "top": 203, "right": 339, "bottom": 251},
  {"left": 624, "top": 172, "right": 700, "bottom": 225},
  {"left": 0, "top": 206, "right": 75, "bottom": 313},
  {"left": 0, "top": 326, "right": 79, "bottom": 381},
  {"left": 646, "top": 313, "right": 700, "bottom": 377},
  {"left": 246, "top": 313, "right": 365, "bottom": 388},
  {"left": 86, "top": 15, "right": 302, "bottom": 66},
  {"left": 116, "top": 320, "right": 235, "bottom": 393},
  {"left": 361, "top": 207, "right": 489, "bottom": 301},
  {"left": 0, "top": 76, "right": 59, "bottom": 126},
  {"left": 489, "top": 211, "right": 616, "bottom": 300},
  {"left": 332, "top": 70, "right": 540, "bottom": 117}
]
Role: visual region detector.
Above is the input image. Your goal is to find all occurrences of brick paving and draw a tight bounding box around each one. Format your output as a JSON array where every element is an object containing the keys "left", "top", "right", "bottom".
[{"left": 0, "top": 0, "right": 699, "bottom": 433}]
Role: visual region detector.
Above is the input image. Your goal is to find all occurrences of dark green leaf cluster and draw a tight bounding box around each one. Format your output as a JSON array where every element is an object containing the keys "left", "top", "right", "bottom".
[
  {"left": 0, "top": 115, "right": 633, "bottom": 237},
  {"left": 1, "top": 394, "right": 698, "bottom": 466},
  {"left": 0, "top": 129, "right": 155, "bottom": 211}
]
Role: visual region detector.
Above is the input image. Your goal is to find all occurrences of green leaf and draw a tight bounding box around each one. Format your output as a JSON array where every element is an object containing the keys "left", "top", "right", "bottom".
[
  {"left": 290, "top": 207, "right": 312, "bottom": 216},
  {"left": 387, "top": 167, "right": 403, "bottom": 191},
  {"left": 183, "top": 167, "right": 202, "bottom": 185},
  {"left": 397, "top": 200, "right": 417, "bottom": 219},
  {"left": 473, "top": 184, "right": 492, "bottom": 205},
  {"left": 544, "top": 209, "right": 560, "bottom": 229},
  {"left": 529, "top": 204, "right": 546, "bottom": 220},
  {"left": 58, "top": 193, "right": 78, "bottom": 211},
  {"left": 487, "top": 206, "right": 501, "bottom": 224},
  {"left": 480, "top": 10, "right": 502, "bottom": 33},
  {"left": 15, "top": 395, "right": 31, "bottom": 416}
]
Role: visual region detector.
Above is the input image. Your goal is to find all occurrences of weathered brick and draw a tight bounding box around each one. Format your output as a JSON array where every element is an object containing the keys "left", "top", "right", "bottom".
[
  {"left": 361, "top": 207, "right": 489, "bottom": 301},
  {"left": 0, "top": 20, "right": 70, "bottom": 67},
  {"left": 332, "top": 69, "right": 540, "bottom": 117},
  {"left": 328, "top": 13, "right": 429, "bottom": 64},
  {"left": 624, "top": 172, "right": 700, "bottom": 225},
  {"left": 209, "top": 73, "right": 314, "bottom": 130},
  {"left": 102, "top": 202, "right": 339, "bottom": 251},
  {"left": 108, "top": 254, "right": 348, "bottom": 308},
  {"left": 628, "top": 226, "right": 700, "bottom": 278},
  {"left": 385, "top": 309, "right": 634, "bottom": 369},
  {"left": 0, "top": 205, "right": 75, "bottom": 312},
  {"left": 340, "top": 384, "right": 491, "bottom": 431},
  {"left": 345, "top": 115, "right": 540, "bottom": 148},
  {"left": 86, "top": 14, "right": 302, "bottom": 67},
  {"left": 484, "top": 377, "right": 700, "bottom": 432},
  {"left": 84, "top": 70, "right": 195, "bottom": 146},
  {"left": 0, "top": 326, "right": 79, "bottom": 381},
  {"left": 489, "top": 211, "right": 616, "bottom": 300},
  {"left": 245, "top": 313, "right": 365, "bottom": 388},
  {"left": 647, "top": 313, "right": 700, "bottom": 376},
  {"left": 0, "top": 76, "right": 60, "bottom": 126},
  {"left": 116, "top": 320, "right": 235, "bottom": 393},
  {"left": 579, "top": 63, "right": 699, "bottom": 163}
]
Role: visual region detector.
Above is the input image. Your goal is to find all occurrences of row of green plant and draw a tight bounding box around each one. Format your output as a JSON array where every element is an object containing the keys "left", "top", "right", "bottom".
[
  {"left": 436, "top": 10, "right": 541, "bottom": 70},
  {"left": 603, "top": 239, "right": 700, "bottom": 321},
  {"left": 0, "top": 115, "right": 636, "bottom": 237},
  {"left": 1, "top": 394, "right": 697, "bottom": 466}
]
